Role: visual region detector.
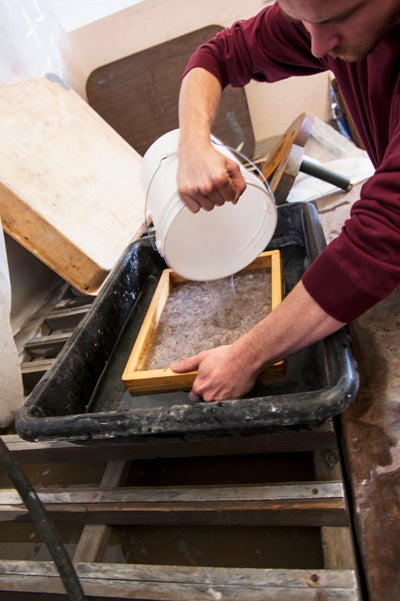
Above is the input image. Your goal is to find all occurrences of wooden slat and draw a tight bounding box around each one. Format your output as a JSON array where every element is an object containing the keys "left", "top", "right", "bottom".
[
  {"left": 44, "top": 304, "right": 92, "bottom": 331},
  {"left": 73, "top": 460, "right": 129, "bottom": 563},
  {"left": 20, "top": 358, "right": 55, "bottom": 392},
  {"left": 314, "top": 449, "right": 356, "bottom": 570},
  {"left": 0, "top": 561, "right": 362, "bottom": 600},
  {"left": 21, "top": 358, "right": 55, "bottom": 374},
  {"left": 23, "top": 331, "right": 72, "bottom": 358},
  {"left": 3, "top": 426, "right": 337, "bottom": 463},
  {"left": 0, "top": 482, "right": 347, "bottom": 526}
]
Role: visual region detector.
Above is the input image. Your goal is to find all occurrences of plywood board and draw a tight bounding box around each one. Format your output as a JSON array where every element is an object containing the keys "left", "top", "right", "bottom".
[
  {"left": 0, "top": 74, "right": 146, "bottom": 294},
  {"left": 122, "top": 251, "right": 284, "bottom": 394},
  {"left": 86, "top": 26, "right": 255, "bottom": 158}
]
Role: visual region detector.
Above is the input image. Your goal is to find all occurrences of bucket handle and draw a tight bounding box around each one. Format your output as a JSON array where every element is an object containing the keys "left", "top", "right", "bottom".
[
  {"left": 143, "top": 152, "right": 178, "bottom": 249},
  {"left": 212, "top": 139, "right": 276, "bottom": 201},
  {"left": 144, "top": 152, "right": 178, "bottom": 216}
]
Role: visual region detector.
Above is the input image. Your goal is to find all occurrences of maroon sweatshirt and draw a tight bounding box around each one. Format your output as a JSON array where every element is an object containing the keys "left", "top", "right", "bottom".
[{"left": 183, "top": 3, "right": 400, "bottom": 322}]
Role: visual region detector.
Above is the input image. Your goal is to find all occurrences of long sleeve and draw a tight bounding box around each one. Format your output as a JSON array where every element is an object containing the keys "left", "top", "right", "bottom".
[{"left": 183, "top": 4, "right": 400, "bottom": 323}]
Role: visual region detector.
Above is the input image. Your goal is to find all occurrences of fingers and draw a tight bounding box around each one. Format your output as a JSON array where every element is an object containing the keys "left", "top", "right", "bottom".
[
  {"left": 188, "top": 391, "right": 203, "bottom": 403},
  {"left": 176, "top": 344, "right": 257, "bottom": 402},
  {"left": 177, "top": 155, "right": 247, "bottom": 213},
  {"left": 179, "top": 189, "right": 221, "bottom": 213},
  {"left": 180, "top": 183, "right": 244, "bottom": 213},
  {"left": 172, "top": 356, "right": 204, "bottom": 402},
  {"left": 171, "top": 355, "right": 200, "bottom": 373},
  {"left": 173, "top": 349, "right": 226, "bottom": 402},
  {"left": 228, "top": 166, "right": 247, "bottom": 204}
]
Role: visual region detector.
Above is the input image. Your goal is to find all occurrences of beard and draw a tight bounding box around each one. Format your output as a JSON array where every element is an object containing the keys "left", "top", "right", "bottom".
[
  {"left": 329, "top": 40, "right": 378, "bottom": 62},
  {"left": 330, "top": 49, "right": 370, "bottom": 62},
  {"left": 328, "top": 17, "right": 398, "bottom": 62}
]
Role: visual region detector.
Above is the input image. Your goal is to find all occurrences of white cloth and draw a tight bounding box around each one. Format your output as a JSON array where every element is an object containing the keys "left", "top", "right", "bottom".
[{"left": 0, "top": 220, "right": 24, "bottom": 428}]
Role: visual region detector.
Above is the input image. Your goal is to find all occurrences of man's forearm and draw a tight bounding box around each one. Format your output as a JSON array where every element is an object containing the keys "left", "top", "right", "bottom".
[
  {"left": 232, "top": 280, "right": 345, "bottom": 375},
  {"left": 177, "top": 68, "right": 246, "bottom": 212},
  {"left": 178, "top": 67, "right": 223, "bottom": 149}
]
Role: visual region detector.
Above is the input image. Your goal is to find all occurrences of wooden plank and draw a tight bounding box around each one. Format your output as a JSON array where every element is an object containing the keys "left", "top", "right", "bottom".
[
  {"left": 20, "top": 358, "right": 55, "bottom": 392},
  {"left": 0, "top": 482, "right": 347, "bottom": 526},
  {"left": 0, "top": 75, "right": 146, "bottom": 294},
  {"left": 44, "top": 304, "right": 93, "bottom": 331},
  {"left": 3, "top": 426, "right": 337, "bottom": 463},
  {"left": 314, "top": 449, "right": 356, "bottom": 571},
  {"left": 23, "top": 331, "right": 72, "bottom": 358},
  {"left": 21, "top": 357, "right": 55, "bottom": 374},
  {"left": 86, "top": 26, "right": 255, "bottom": 158},
  {"left": 73, "top": 460, "right": 130, "bottom": 563},
  {"left": 0, "top": 561, "right": 361, "bottom": 600}
]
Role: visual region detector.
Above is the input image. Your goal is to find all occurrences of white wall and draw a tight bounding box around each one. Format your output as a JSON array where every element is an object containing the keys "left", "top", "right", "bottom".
[
  {"left": 48, "top": 0, "right": 145, "bottom": 32},
  {"left": 66, "top": 0, "right": 331, "bottom": 142},
  {"left": 2, "top": 0, "right": 330, "bottom": 143}
]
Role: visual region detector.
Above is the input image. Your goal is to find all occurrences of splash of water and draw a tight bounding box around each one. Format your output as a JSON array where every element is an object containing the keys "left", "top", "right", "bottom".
[{"left": 205, "top": 275, "right": 241, "bottom": 329}]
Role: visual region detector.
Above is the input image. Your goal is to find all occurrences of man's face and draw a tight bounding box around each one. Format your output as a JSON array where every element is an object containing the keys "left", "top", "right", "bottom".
[{"left": 278, "top": 0, "right": 400, "bottom": 61}]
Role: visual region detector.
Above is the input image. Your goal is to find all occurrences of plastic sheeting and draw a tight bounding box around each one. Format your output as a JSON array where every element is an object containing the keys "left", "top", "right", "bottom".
[
  {"left": 0, "top": 222, "right": 24, "bottom": 428},
  {"left": 0, "top": 0, "right": 69, "bottom": 84},
  {"left": 0, "top": 0, "right": 71, "bottom": 426}
]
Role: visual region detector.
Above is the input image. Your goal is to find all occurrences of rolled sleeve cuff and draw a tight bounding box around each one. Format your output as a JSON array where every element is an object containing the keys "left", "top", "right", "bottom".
[{"left": 302, "top": 250, "right": 381, "bottom": 323}]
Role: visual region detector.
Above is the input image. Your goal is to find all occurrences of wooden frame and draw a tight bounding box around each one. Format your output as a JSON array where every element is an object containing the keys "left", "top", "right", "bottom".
[
  {"left": 0, "top": 426, "right": 360, "bottom": 601},
  {"left": 122, "top": 250, "right": 284, "bottom": 394}
]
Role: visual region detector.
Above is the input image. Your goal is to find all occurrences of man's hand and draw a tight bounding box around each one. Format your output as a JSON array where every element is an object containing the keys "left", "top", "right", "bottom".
[
  {"left": 171, "top": 281, "right": 345, "bottom": 402},
  {"left": 177, "top": 144, "right": 246, "bottom": 214},
  {"left": 172, "top": 343, "right": 258, "bottom": 402}
]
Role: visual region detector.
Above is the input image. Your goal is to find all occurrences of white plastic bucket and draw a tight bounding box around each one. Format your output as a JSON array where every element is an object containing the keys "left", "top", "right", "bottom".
[{"left": 142, "top": 129, "right": 277, "bottom": 281}]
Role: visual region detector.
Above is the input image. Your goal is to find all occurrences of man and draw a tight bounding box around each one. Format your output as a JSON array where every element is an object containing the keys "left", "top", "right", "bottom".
[{"left": 171, "top": 0, "right": 400, "bottom": 401}]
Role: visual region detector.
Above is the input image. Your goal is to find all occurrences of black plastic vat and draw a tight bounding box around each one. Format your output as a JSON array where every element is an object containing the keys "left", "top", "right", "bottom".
[{"left": 15, "top": 202, "right": 359, "bottom": 443}]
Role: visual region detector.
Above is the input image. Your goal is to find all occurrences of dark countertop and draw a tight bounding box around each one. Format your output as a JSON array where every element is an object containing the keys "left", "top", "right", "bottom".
[
  {"left": 315, "top": 177, "right": 400, "bottom": 601},
  {"left": 340, "top": 291, "right": 400, "bottom": 601}
]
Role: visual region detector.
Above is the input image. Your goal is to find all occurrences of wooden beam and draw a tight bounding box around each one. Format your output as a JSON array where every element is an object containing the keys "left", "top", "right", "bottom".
[
  {"left": 0, "top": 482, "right": 347, "bottom": 527},
  {"left": 73, "top": 460, "right": 130, "bottom": 563},
  {"left": 3, "top": 424, "right": 337, "bottom": 464},
  {"left": 23, "top": 331, "right": 72, "bottom": 358},
  {"left": 0, "top": 561, "right": 362, "bottom": 600},
  {"left": 314, "top": 449, "right": 357, "bottom": 570},
  {"left": 44, "top": 304, "right": 93, "bottom": 331},
  {"left": 20, "top": 358, "right": 55, "bottom": 392}
]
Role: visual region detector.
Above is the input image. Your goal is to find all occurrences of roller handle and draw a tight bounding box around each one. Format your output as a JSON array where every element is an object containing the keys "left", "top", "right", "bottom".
[{"left": 300, "top": 156, "right": 353, "bottom": 191}]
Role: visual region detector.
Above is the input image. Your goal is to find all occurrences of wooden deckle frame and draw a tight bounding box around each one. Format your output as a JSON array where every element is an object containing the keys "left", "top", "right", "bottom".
[{"left": 122, "top": 250, "right": 284, "bottom": 394}]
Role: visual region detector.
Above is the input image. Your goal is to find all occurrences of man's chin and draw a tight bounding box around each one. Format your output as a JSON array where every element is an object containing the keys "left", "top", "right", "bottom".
[
  {"left": 329, "top": 42, "right": 377, "bottom": 62},
  {"left": 329, "top": 50, "right": 368, "bottom": 62},
  {"left": 337, "top": 54, "right": 362, "bottom": 62}
]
